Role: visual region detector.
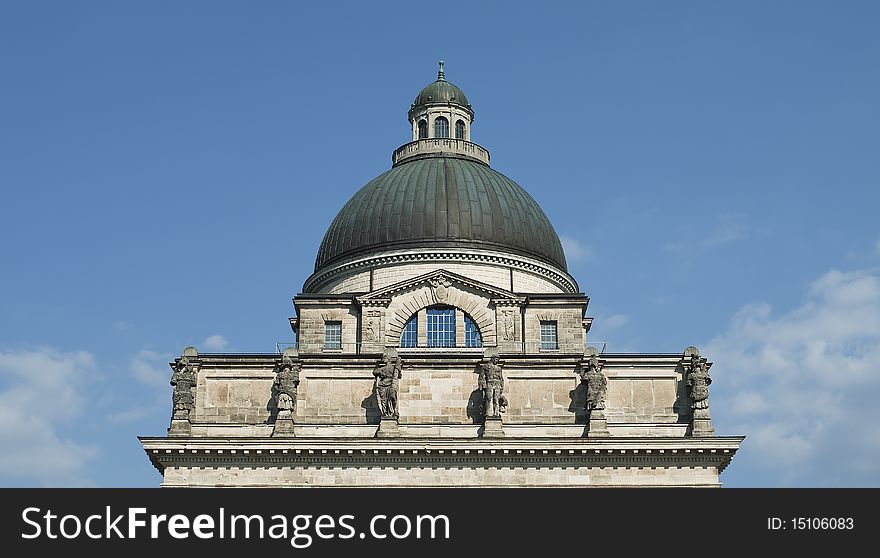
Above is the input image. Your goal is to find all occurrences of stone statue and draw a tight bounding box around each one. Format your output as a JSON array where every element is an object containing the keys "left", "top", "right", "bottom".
[
  {"left": 478, "top": 353, "right": 506, "bottom": 417},
  {"left": 580, "top": 354, "right": 607, "bottom": 411},
  {"left": 501, "top": 310, "right": 516, "bottom": 341},
  {"left": 170, "top": 354, "right": 197, "bottom": 419},
  {"left": 686, "top": 355, "right": 712, "bottom": 409},
  {"left": 274, "top": 353, "right": 301, "bottom": 413},
  {"left": 374, "top": 352, "right": 402, "bottom": 419},
  {"left": 365, "top": 316, "right": 378, "bottom": 341}
]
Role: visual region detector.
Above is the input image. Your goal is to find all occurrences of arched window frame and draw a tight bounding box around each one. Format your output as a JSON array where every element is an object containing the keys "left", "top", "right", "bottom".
[
  {"left": 398, "top": 306, "right": 483, "bottom": 349},
  {"left": 464, "top": 314, "right": 482, "bottom": 348},
  {"left": 455, "top": 119, "right": 466, "bottom": 140},
  {"left": 434, "top": 116, "right": 449, "bottom": 138},
  {"left": 400, "top": 314, "right": 418, "bottom": 348},
  {"left": 417, "top": 119, "right": 428, "bottom": 139}
]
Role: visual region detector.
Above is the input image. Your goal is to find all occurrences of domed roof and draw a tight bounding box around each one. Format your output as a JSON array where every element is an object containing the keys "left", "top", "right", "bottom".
[
  {"left": 411, "top": 61, "right": 471, "bottom": 112},
  {"left": 315, "top": 157, "right": 567, "bottom": 272}
]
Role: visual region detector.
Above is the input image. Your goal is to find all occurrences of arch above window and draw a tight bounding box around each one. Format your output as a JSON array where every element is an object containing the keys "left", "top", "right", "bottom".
[{"left": 434, "top": 117, "right": 449, "bottom": 138}]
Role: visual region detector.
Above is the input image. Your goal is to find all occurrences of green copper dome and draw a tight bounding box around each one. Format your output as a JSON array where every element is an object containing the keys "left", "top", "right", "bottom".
[
  {"left": 411, "top": 61, "right": 471, "bottom": 113},
  {"left": 314, "top": 157, "right": 567, "bottom": 272}
]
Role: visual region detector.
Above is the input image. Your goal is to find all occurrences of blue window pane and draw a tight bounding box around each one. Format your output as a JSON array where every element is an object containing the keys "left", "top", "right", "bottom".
[
  {"left": 427, "top": 306, "right": 456, "bottom": 348},
  {"left": 434, "top": 117, "right": 449, "bottom": 138},
  {"left": 540, "top": 321, "right": 558, "bottom": 350},
  {"left": 464, "top": 315, "right": 482, "bottom": 348},
  {"left": 325, "top": 321, "right": 342, "bottom": 350},
  {"left": 400, "top": 315, "right": 418, "bottom": 348}
]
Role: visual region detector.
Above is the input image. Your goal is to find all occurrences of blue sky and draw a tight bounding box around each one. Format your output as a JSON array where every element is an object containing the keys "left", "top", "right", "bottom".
[{"left": 1, "top": 1, "right": 878, "bottom": 487}]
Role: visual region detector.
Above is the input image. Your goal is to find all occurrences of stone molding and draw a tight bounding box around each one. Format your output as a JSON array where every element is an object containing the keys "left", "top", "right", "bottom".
[
  {"left": 392, "top": 138, "right": 490, "bottom": 167},
  {"left": 304, "top": 249, "right": 579, "bottom": 294},
  {"left": 357, "top": 268, "right": 524, "bottom": 303},
  {"left": 142, "top": 436, "right": 743, "bottom": 475}
]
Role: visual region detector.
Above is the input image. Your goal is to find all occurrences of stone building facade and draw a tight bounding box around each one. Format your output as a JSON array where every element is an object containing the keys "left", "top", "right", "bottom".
[{"left": 141, "top": 63, "right": 743, "bottom": 487}]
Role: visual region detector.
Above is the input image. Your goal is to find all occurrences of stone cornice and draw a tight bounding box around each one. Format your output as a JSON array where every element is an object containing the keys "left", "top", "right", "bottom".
[
  {"left": 491, "top": 298, "right": 528, "bottom": 307},
  {"left": 304, "top": 249, "right": 579, "bottom": 294},
  {"left": 171, "top": 352, "right": 708, "bottom": 369},
  {"left": 357, "top": 268, "right": 523, "bottom": 303},
  {"left": 141, "top": 436, "right": 744, "bottom": 474}
]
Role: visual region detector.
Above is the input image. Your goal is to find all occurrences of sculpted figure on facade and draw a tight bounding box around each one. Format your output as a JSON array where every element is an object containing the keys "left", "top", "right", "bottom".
[
  {"left": 274, "top": 353, "right": 301, "bottom": 413},
  {"left": 374, "top": 351, "right": 402, "bottom": 418},
  {"left": 478, "top": 353, "right": 506, "bottom": 417},
  {"left": 501, "top": 309, "right": 516, "bottom": 341},
  {"left": 364, "top": 310, "right": 383, "bottom": 341},
  {"left": 686, "top": 353, "right": 712, "bottom": 410},
  {"left": 429, "top": 275, "right": 452, "bottom": 303},
  {"left": 364, "top": 313, "right": 379, "bottom": 341},
  {"left": 170, "top": 354, "right": 197, "bottom": 419},
  {"left": 580, "top": 354, "right": 607, "bottom": 412}
]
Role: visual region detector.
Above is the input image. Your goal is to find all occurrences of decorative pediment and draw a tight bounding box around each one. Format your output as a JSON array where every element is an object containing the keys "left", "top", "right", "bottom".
[
  {"left": 355, "top": 269, "right": 525, "bottom": 307},
  {"left": 355, "top": 270, "right": 521, "bottom": 347}
]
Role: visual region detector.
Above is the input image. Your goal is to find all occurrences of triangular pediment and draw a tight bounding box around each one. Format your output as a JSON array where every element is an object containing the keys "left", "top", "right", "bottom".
[{"left": 356, "top": 269, "right": 524, "bottom": 306}]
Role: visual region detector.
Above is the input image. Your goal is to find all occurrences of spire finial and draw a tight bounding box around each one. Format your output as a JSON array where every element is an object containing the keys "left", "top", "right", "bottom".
[{"left": 438, "top": 60, "right": 445, "bottom": 80}]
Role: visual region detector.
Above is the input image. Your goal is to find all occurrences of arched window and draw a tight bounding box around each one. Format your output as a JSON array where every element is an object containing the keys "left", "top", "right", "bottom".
[
  {"left": 434, "top": 117, "right": 449, "bottom": 138},
  {"left": 400, "top": 315, "right": 418, "bottom": 348},
  {"left": 455, "top": 119, "right": 466, "bottom": 140},
  {"left": 464, "top": 315, "right": 482, "bottom": 348},
  {"left": 427, "top": 306, "right": 455, "bottom": 347},
  {"left": 417, "top": 120, "right": 428, "bottom": 139},
  {"left": 399, "top": 306, "right": 483, "bottom": 349}
]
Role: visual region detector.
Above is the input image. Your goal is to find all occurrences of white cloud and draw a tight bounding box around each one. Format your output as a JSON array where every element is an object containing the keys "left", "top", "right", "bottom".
[
  {"left": 202, "top": 334, "right": 229, "bottom": 351},
  {"left": 560, "top": 236, "right": 594, "bottom": 263},
  {"left": 130, "top": 349, "right": 169, "bottom": 389},
  {"left": 602, "top": 314, "right": 629, "bottom": 330},
  {"left": 705, "top": 267, "right": 880, "bottom": 486},
  {"left": 0, "top": 348, "right": 99, "bottom": 486},
  {"left": 123, "top": 349, "right": 174, "bottom": 424}
]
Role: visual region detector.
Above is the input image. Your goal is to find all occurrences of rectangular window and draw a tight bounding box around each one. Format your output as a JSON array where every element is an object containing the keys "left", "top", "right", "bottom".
[
  {"left": 540, "top": 320, "right": 558, "bottom": 350},
  {"left": 427, "top": 307, "right": 456, "bottom": 348},
  {"left": 324, "top": 321, "right": 342, "bottom": 350}
]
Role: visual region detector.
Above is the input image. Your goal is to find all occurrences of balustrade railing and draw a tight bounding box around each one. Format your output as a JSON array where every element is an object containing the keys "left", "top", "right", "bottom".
[{"left": 392, "top": 138, "right": 490, "bottom": 166}]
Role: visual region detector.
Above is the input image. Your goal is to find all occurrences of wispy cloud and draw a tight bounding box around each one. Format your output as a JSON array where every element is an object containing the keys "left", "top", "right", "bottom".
[
  {"left": 107, "top": 407, "right": 156, "bottom": 424},
  {"left": 705, "top": 266, "right": 880, "bottom": 486},
  {"left": 560, "top": 236, "right": 594, "bottom": 263},
  {"left": 124, "top": 349, "right": 173, "bottom": 423},
  {"left": 130, "top": 349, "right": 169, "bottom": 389},
  {"left": 602, "top": 314, "right": 629, "bottom": 330},
  {"left": 664, "top": 213, "right": 748, "bottom": 254},
  {"left": 112, "top": 320, "right": 133, "bottom": 332},
  {"left": 701, "top": 215, "right": 748, "bottom": 248},
  {"left": 202, "top": 334, "right": 229, "bottom": 351},
  {"left": 0, "top": 347, "right": 99, "bottom": 486}
]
